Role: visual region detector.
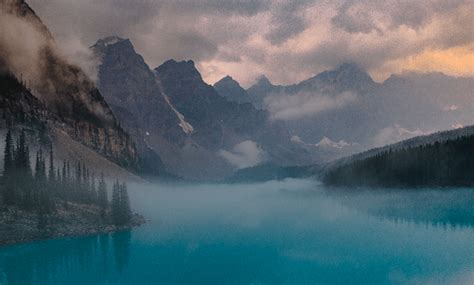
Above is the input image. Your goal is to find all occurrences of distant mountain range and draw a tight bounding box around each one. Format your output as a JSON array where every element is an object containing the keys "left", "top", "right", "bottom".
[
  {"left": 224, "top": 163, "right": 319, "bottom": 183},
  {"left": 2, "top": 0, "right": 473, "bottom": 182},
  {"left": 92, "top": 37, "right": 318, "bottom": 180},
  {"left": 215, "top": 63, "right": 474, "bottom": 153}
]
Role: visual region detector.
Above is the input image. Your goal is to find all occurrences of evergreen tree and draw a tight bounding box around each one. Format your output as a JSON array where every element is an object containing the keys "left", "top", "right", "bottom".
[
  {"left": 111, "top": 181, "right": 121, "bottom": 225},
  {"left": 56, "top": 168, "right": 61, "bottom": 187},
  {"left": 35, "top": 149, "right": 51, "bottom": 212},
  {"left": 77, "top": 162, "right": 82, "bottom": 186},
  {"left": 48, "top": 145, "right": 55, "bottom": 184},
  {"left": 324, "top": 134, "right": 474, "bottom": 187},
  {"left": 3, "top": 128, "right": 16, "bottom": 205},
  {"left": 98, "top": 174, "right": 108, "bottom": 217},
  {"left": 90, "top": 173, "right": 97, "bottom": 202},
  {"left": 62, "top": 160, "right": 67, "bottom": 186},
  {"left": 3, "top": 128, "right": 13, "bottom": 175},
  {"left": 111, "top": 181, "right": 132, "bottom": 226},
  {"left": 67, "top": 162, "right": 71, "bottom": 182},
  {"left": 15, "top": 130, "right": 33, "bottom": 208},
  {"left": 119, "top": 182, "right": 131, "bottom": 224},
  {"left": 1, "top": 128, "right": 135, "bottom": 225},
  {"left": 83, "top": 164, "right": 87, "bottom": 191}
]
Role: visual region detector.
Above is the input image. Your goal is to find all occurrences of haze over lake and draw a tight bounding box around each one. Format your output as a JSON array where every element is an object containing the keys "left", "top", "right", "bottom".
[{"left": 1, "top": 179, "right": 473, "bottom": 285}]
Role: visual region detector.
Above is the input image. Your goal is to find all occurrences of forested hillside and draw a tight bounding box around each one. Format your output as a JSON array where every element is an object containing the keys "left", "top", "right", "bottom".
[
  {"left": 324, "top": 135, "right": 474, "bottom": 187},
  {"left": 0, "top": 127, "right": 141, "bottom": 245}
]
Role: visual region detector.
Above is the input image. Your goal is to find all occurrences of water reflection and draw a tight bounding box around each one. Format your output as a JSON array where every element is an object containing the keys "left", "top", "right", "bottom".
[
  {"left": 0, "top": 231, "right": 133, "bottom": 284},
  {"left": 99, "top": 233, "right": 110, "bottom": 276},
  {"left": 113, "top": 231, "right": 132, "bottom": 273},
  {"left": 326, "top": 187, "right": 474, "bottom": 228},
  {"left": 0, "top": 180, "right": 473, "bottom": 285}
]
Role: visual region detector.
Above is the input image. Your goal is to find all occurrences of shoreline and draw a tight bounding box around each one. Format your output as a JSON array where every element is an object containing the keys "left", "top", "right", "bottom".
[{"left": 0, "top": 203, "right": 146, "bottom": 247}]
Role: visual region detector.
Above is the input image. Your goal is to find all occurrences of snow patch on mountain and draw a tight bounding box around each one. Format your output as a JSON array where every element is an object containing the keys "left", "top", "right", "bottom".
[
  {"left": 291, "top": 135, "right": 355, "bottom": 149},
  {"left": 373, "top": 125, "right": 432, "bottom": 147},
  {"left": 316, "top": 137, "right": 352, "bottom": 149},
  {"left": 162, "top": 93, "right": 194, "bottom": 134},
  {"left": 157, "top": 81, "right": 194, "bottom": 135},
  {"left": 452, "top": 123, "right": 464, "bottom": 129},
  {"left": 443, "top": 104, "right": 460, "bottom": 112}
]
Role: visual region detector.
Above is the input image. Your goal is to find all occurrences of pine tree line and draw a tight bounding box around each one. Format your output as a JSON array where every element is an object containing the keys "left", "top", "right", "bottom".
[
  {"left": 324, "top": 134, "right": 474, "bottom": 187},
  {"left": 111, "top": 181, "right": 131, "bottom": 226},
  {"left": 1, "top": 128, "right": 132, "bottom": 227}
]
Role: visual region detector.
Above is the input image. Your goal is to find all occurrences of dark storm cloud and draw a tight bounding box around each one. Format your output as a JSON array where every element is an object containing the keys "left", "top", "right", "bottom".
[
  {"left": 26, "top": 0, "right": 474, "bottom": 86},
  {"left": 171, "top": 0, "right": 271, "bottom": 16},
  {"left": 331, "top": 0, "right": 468, "bottom": 34},
  {"left": 331, "top": 0, "right": 380, "bottom": 34},
  {"left": 28, "top": 0, "right": 272, "bottom": 68},
  {"left": 264, "top": 0, "right": 314, "bottom": 45}
]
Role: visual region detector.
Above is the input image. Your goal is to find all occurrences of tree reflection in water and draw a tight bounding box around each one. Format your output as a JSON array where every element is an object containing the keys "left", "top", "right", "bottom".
[
  {"left": 112, "top": 230, "right": 132, "bottom": 274},
  {"left": 0, "top": 231, "right": 133, "bottom": 284}
]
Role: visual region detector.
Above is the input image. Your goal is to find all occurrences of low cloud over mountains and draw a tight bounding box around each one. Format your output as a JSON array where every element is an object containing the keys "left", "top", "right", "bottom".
[{"left": 29, "top": 0, "right": 474, "bottom": 86}]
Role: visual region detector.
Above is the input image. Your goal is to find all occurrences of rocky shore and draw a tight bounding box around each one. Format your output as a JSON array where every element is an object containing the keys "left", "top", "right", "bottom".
[{"left": 0, "top": 202, "right": 145, "bottom": 246}]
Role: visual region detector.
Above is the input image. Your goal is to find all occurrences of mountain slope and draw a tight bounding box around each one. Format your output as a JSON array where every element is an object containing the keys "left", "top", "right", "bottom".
[
  {"left": 92, "top": 39, "right": 228, "bottom": 180},
  {"left": 0, "top": 0, "right": 139, "bottom": 171},
  {"left": 93, "top": 38, "right": 317, "bottom": 180},
  {"left": 327, "top": 125, "right": 474, "bottom": 170},
  {"left": 214, "top": 75, "right": 252, "bottom": 104},
  {"left": 154, "top": 59, "right": 315, "bottom": 167},
  {"left": 0, "top": 73, "right": 141, "bottom": 181},
  {"left": 92, "top": 37, "right": 186, "bottom": 175},
  {"left": 246, "top": 75, "right": 281, "bottom": 109},
  {"left": 246, "top": 63, "right": 474, "bottom": 157},
  {"left": 323, "top": 126, "right": 474, "bottom": 187}
]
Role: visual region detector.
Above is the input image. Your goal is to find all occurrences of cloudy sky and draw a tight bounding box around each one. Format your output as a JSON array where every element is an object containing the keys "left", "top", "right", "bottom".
[{"left": 29, "top": 0, "right": 474, "bottom": 87}]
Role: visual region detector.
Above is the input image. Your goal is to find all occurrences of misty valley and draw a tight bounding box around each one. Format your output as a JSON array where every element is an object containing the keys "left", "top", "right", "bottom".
[{"left": 1, "top": 0, "right": 474, "bottom": 284}]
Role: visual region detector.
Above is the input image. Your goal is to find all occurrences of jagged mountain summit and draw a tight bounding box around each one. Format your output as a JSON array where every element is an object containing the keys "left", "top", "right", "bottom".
[
  {"left": 245, "top": 63, "right": 474, "bottom": 155},
  {"left": 247, "top": 63, "right": 377, "bottom": 109},
  {"left": 92, "top": 37, "right": 186, "bottom": 176},
  {"left": 298, "top": 62, "right": 377, "bottom": 92},
  {"left": 154, "top": 59, "right": 318, "bottom": 168},
  {"left": 214, "top": 75, "right": 252, "bottom": 104},
  {"left": 93, "top": 37, "right": 318, "bottom": 180},
  {"left": 246, "top": 75, "right": 280, "bottom": 109}
]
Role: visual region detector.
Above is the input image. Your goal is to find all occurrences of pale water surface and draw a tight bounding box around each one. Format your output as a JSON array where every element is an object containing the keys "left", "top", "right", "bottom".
[{"left": 1, "top": 179, "right": 474, "bottom": 284}]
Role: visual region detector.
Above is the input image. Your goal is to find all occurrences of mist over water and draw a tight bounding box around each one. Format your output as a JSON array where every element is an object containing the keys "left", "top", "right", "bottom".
[{"left": 1, "top": 179, "right": 474, "bottom": 284}]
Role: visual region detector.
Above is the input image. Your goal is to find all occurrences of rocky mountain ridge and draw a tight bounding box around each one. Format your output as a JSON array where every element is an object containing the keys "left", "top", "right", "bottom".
[
  {"left": 94, "top": 38, "right": 317, "bottom": 180},
  {"left": 243, "top": 63, "right": 474, "bottom": 154}
]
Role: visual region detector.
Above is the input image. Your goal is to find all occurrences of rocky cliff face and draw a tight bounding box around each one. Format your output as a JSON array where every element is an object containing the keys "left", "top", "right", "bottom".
[
  {"left": 0, "top": 73, "right": 141, "bottom": 179},
  {"left": 154, "top": 59, "right": 316, "bottom": 167},
  {"left": 0, "top": 0, "right": 139, "bottom": 170},
  {"left": 92, "top": 37, "right": 184, "bottom": 144},
  {"left": 154, "top": 59, "right": 267, "bottom": 150},
  {"left": 94, "top": 38, "right": 315, "bottom": 180}
]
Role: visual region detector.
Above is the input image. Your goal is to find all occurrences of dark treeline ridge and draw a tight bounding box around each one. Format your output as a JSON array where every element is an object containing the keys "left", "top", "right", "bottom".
[
  {"left": 324, "top": 134, "right": 474, "bottom": 187},
  {"left": 1, "top": 128, "right": 132, "bottom": 228}
]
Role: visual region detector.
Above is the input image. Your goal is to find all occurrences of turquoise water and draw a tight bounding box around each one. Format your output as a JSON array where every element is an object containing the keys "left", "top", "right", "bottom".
[{"left": 1, "top": 179, "right": 474, "bottom": 284}]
